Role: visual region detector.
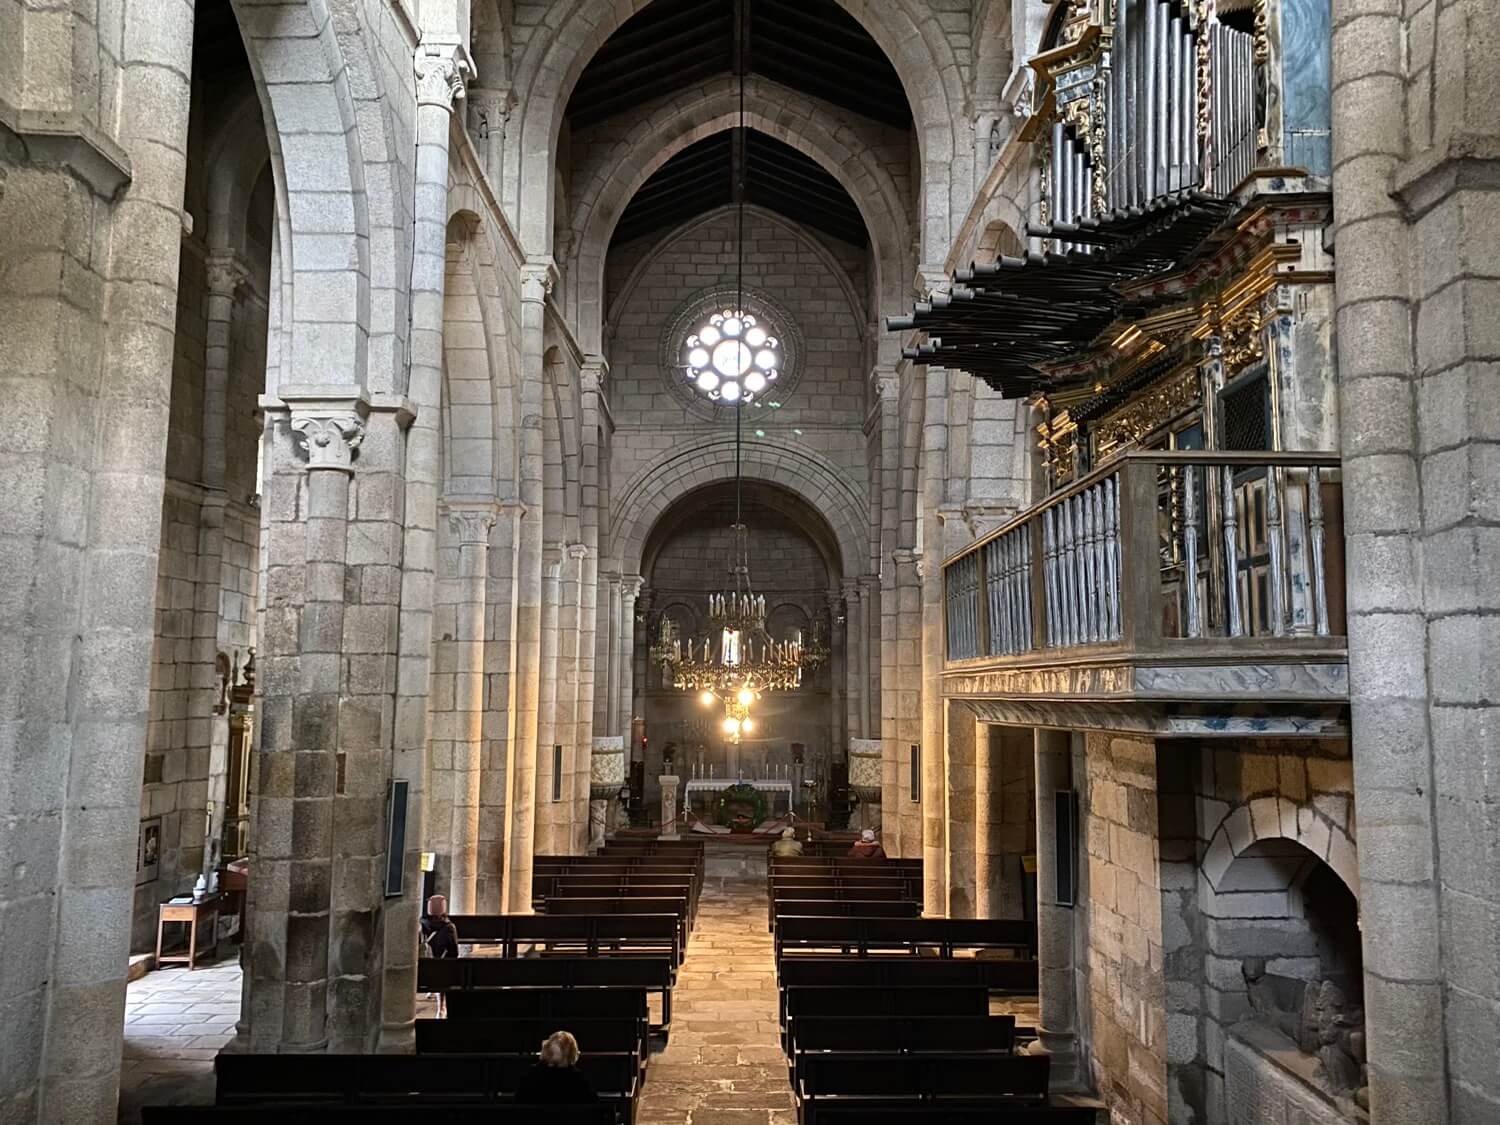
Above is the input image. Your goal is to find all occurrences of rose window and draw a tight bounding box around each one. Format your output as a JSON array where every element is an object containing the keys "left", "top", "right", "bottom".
[{"left": 680, "top": 308, "right": 782, "bottom": 404}]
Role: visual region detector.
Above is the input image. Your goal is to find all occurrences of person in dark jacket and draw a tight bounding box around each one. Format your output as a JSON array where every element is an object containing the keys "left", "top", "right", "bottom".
[
  {"left": 515, "top": 1031, "right": 599, "bottom": 1104},
  {"left": 420, "top": 893, "right": 459, "bottom": 958}
]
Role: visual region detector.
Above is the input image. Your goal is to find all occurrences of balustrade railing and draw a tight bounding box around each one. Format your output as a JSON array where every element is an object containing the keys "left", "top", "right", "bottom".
[{"left": 943, "top": 451, "right": 1344, "bottom": 663}]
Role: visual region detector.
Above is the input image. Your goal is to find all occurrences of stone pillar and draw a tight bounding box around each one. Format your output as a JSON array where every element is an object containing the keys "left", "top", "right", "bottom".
[
  {"left": 504, "top": 262, "right": 551, "bottom": 914},
  {"left": 976, "top": 726, "right": 1034, "bottom": 918},
  {"left": 568, "top": 541, "right": 593, "bottom": 852},
  {"left": 0, "top": 1, "right": 195, "bottom": 1114},
  {"left": 375, "top": 43, "right": 469, "bottom": 1052},
  {"left": 604, "top": 575, "right": 623, "bottom": 735},
  {"left": 465, "top": 86, "right": 513, "bottom": 192},
  {"left": 618, "top": 576, "right": 643, "bottom": 749},
  {"left": 476, "top": 497, "right": 526, "bottom": 913},
  {"left": 659, "top": 776, "right": 681, "bottom": 839},
  {"left": 195, "top": 252, "right": 246, "bottom": 876},
  {"left": 266, "top": 407, "right": 367, "bottom": 1054},
  {"left": 877, "top": 372, "right": 903, "bottom": 856},
  {"left": 842, "top": 579, "right": 864, "bottom": 740},
  {"left": 572, "top": 362, "right": 603, "bottom": 851},
  {"left": 827, "top": 586, "right": 846, "bottom": 761},
  {"left": 1030, "top": 728, "right": 1080, "bottom": 1089},
  {"left": 443, "top": 505, "right": 494, "bottom": 915},
  {"left": 1330, "top": 3, "right": 1500, "bottom": 1120},
  {"left": 945, "top": 703, "right": 978, "bottom": 918},
  {"left": 919, "top": 369, "right": 950, "bottom": 913},
  {"left": 535, "top": 547, "right": 564, "bottom": 856}
]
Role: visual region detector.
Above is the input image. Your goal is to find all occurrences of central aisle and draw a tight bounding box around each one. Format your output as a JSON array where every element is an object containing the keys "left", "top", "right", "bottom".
[{"left": 636, "top": 851, "right": 795, "bottom": 1125}]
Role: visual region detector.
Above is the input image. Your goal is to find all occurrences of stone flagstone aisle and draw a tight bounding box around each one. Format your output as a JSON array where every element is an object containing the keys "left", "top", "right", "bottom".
[{"left": 636, "top": 865, "right": 795, "bottom": 1125}]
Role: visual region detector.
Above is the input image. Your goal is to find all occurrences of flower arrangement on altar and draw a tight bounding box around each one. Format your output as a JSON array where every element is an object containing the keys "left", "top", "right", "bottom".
[{"left": 713, "top": 782, "right": 768, "bottom": 832}]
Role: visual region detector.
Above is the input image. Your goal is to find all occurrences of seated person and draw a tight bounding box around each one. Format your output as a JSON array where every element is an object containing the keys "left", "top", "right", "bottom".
[
  {"left": 420, "top": 893, "right": 459, "bottom": 959},
  {"left": 848, "top": 828, "right": 886, "bottom": 859},
  {"left": 515, "top": 1031, "right": 599, "bottom": 1104},
  {"left": 770, "top": 826, "right": 803, "bottom": 857}
]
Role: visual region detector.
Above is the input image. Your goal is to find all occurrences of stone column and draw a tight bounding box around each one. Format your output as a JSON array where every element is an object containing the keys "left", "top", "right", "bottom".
[
  {"left": 618, "top": 576, "right": 643, "bottom": 749},
  {"left": 977, "top": 726, "right": 1033, "bottom": 918},
  {"left": 464, "top": 86, "right": 514, "bottom": 192},
  {"left": 877, "top": 372, "right": 903, "bottom": 856},
  {"left": 603, "top": 575, "right": 622, "bottom": 734},
  {"left": 659, "top": 776, "right": 682, "bottom": 839},
  {"left": 196, "top": 252, "right": 246, "bottom": 875},
  {"left": 265, "top": 407, "right": 366, "bottom": 1054},
  {"left": 945, "top": 703, "right": 978, "bottom": 917},
  {"left": 504, "top": 262, "right": 551, "bottom": 914},
  {"left": 861, "top": 576, "right": 879, "bottom": 739},
  {"left": 1330, "top": 3, "right": 1500, "bottom": 1120},
  {"left": 842, "top": 579, "right": 864, "bottom": 740},
  {"left": 476, "top": 498, "right": 526, "bottom": 913},
  {"left": 919, "top": 368, "right": 951, "bottom": 914},
  {"left": 568, "top": 540, "right": 593, "bottom": 852},
  {"left": 1030, "top": 728, "right": 1080, "bottom": 1089},
  {"left": 374, "top": 43, "right": 469, "bottom": 1052},
  {"left": 443, "top": 505, "right": 495, "bottom": 914},
  {"left": 535, "top": 547, "right": 564, "bottom": 856}
]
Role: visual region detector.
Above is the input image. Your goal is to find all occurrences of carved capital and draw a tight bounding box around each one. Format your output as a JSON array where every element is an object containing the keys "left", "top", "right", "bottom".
[
  {"left": 446, "top": 505, "right": 497, "bottom": 545},
  {"left": 521, "top": 259, "right": 557, "bottom": 303},
  {"left": 841, "top": 578, "right": 862, "bottom": 604},
  {"left": 465, "top": 87, "right": 515, "bottom": 137},
  {"left": 204, "top": 252, "right": 247, "bottom": 297},
  {"left": 567, "top": 542, "right": 589, "bottom": 561},
  {"left": 620, "top": 575, "right": 645, "bottom": 600},
  {"left": 415, "top": 44, "right": 469, "bottom": 110},
  {"left": 290, "top": 413, "right": 365, "bottom": 472}
]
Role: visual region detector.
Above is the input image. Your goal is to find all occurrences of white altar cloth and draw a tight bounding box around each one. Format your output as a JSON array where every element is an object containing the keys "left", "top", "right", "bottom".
[{"left": 684, "top": 778, "right": 794, "bottom": 798}]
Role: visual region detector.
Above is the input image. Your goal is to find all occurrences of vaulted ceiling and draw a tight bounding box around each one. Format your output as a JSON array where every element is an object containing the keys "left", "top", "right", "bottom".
[
  {"left": 566, "top": 0, "right": 911, "bottom": 131},
  {"left": 611, "top": 129, "right": 867, "bottom": 249}
]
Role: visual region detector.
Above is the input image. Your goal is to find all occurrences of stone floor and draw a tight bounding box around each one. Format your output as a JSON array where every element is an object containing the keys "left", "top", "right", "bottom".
[
  {"left": 117, "top": 954, "right": 241, "bottom": 1122},
  {"left": 635, "top": 870, "right": 796, "bottom": 1125}
]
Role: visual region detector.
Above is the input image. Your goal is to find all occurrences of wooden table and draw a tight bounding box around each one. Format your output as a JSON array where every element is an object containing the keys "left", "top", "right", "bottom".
[{"left": 156, "top": 895, "right": 221, "bottom": 969}]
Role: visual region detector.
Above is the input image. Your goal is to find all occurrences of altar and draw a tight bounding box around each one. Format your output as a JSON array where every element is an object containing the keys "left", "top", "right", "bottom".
[{"left": 683, "top": 777, "right": 796, "bottom": 823}]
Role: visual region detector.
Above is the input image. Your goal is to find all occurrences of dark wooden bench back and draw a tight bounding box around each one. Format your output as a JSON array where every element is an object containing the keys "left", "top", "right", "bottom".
[
  {"left": 797, "top": 1052, "right": 1050, "bottom": 1099},
  {"left": 445, "top": 986, "right": 648, "bottom": 1022},
  {"left": 798, "top": 1107, "right": 1099, "bottom": 1124},
  {"left": 783, "top": 985, "right": 990, "bottom": 1020},
  {"left": 416, "top": 1016, "right": 645, "bottom": 1057},
  {"left": 778, "top": 958, "right": 1037, "bottom": 993},
  {"left": 215, "top": 1052, "right": 638, "bottom": 1101},
  {"left": 787, "top": 1014, "right": 1016, "bottom": 1054},
  {"left": 446, "top": 913, "right": 681, "bottom": 961},
  {"left": 145, "top": 1108, "right": 619, "bottom": 1124},
  {"left": 417, "top": 955, "right": 674, "bottom": 993},
  {"left": 772, "top": 899, "right": 922, "bottom": 921},
  {"left": 775, "top": 915, "right": 1034, "bottom": 958}
]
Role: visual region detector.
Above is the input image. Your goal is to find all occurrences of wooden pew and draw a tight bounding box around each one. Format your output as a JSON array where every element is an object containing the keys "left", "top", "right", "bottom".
[
  {"left": 211, "top": 1053, "right": 638, "bottom": 1123},
  {"left": 797, "top": 1105, "right": 1101, "bottom": 1125},
  {"left": 796, "top": 1052, "right": 1050, "bottom": 1125},
  {"left": 767, "top": 884, "right": 914, "bottom": 929},
  {"left": 545, "top": 879, "right": 698, "bottom": 923},
  {"left": 542, "top": 896, "right": 690, "bottom": 951},
  {"left": 776, "top": 958, "right": 1040, "bottom": 1024},
  {"left": 447, "top": 913, "right": 681, "bottom": 964},
  {"left": 415, "top": 1015, "right": 647, "bottom": 1064},
  {"left": 144, "top": 1108, "right": 619, "bottom": 1125},
  {"left": 418, "top": 956, "right": 677, "bottom": 1031},
  {"left": 770, "top": 899, "right": 922, "bottom": 924},
  {"left": 446, "top": 985, "right": 648, "bottom": 1024},
  {"left": 774, "top": 915, "right": 1035, "bottom": 960},
  {"left": 787, "top": 1013, "right": 1015, "bottom": 1055}
]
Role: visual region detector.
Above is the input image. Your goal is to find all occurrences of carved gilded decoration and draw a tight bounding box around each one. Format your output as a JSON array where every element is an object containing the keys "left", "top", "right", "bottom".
[{"left": 1092, "top": 368, "right": 1201, "bottom": 455}]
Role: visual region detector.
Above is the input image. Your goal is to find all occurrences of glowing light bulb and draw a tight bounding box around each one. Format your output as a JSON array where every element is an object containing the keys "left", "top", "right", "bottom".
[
  {"left": 700, "top": 691, "right": 716, "bottom": 707},
  {"left": 741, "top": 718, "right": 754, "bottom": 732},
  {"left": 737, "top": 688, "right": 754, "bottom": 707},
  {"left": 723, "top": 717, "right": 741, "bottom": 735}
]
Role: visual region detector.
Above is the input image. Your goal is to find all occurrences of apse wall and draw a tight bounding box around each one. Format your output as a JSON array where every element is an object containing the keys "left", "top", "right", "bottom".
[{"left": 603, "top": 207, "right": 872, "bottom": 494}]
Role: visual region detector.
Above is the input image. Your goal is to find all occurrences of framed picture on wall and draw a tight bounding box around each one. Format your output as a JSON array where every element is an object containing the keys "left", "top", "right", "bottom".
[{"left": 136, "top": 818, "right": 161, "bottom": 886}]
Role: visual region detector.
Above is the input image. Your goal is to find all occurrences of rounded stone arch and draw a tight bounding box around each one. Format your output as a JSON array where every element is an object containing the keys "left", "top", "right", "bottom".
[
  {"left": 1200, "top": 796, "right": 1359, "bottom": 906},
  {"left": 230, "top": 0, "right": 407, "bottom": 395},
  {"left": 611, "top": 439, "right": 868, "bottom": 579},
  {"left": 505, "top": 0, "right": 968, "bottom": 259},
  {"left": 974, "top": 219, "right": 1025, "bottom": 265},
  {"left": 564, "top": 77, "right": 912, "bottom": 349},
  {"left": 201, "top": 85, "right": 273, "bottom": 257}
]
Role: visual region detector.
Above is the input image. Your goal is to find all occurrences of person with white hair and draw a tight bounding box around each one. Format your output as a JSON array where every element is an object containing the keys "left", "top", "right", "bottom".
[
  {"left": 770, "top": 826, "right": 803, "bottom": 857},
  {"left": 848, "top": 828, "right": 886, "bottom": 859},
  {"left": 515, "top": 1030, "right": 599, "bottom": 1104}
]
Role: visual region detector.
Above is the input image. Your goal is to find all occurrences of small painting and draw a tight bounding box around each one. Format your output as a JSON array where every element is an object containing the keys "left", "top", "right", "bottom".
[{"left": 137, "top": 818, "right": 161, "bottom": 885}]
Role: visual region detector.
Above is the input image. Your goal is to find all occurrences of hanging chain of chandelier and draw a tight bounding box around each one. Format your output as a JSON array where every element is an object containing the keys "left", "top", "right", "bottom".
[{"left": 647, "top": 6, "right": 829, "bottom": 744}]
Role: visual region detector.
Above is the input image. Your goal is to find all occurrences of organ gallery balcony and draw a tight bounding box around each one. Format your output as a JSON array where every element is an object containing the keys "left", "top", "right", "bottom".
[{"left": 941, "top": 451, "right": 1346, "bottom": 726}]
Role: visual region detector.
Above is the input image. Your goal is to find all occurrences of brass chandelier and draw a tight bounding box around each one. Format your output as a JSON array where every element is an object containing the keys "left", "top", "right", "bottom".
[{"left": 647, "top": 22, "right": 827, "bottom": 744}]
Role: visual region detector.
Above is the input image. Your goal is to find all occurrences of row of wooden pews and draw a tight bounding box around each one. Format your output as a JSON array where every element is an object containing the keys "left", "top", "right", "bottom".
[
  {"left": 771, "top": 854, "right": 1098, "bottom": 1125},
  {"left": 144, "top": 838, "right": 707, "bottom": 1125}
]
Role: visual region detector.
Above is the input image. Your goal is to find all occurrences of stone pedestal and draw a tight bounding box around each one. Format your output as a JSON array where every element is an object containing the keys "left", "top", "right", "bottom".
[{"left": 659, "top": 775, "right": 681, "bottom": 839}]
